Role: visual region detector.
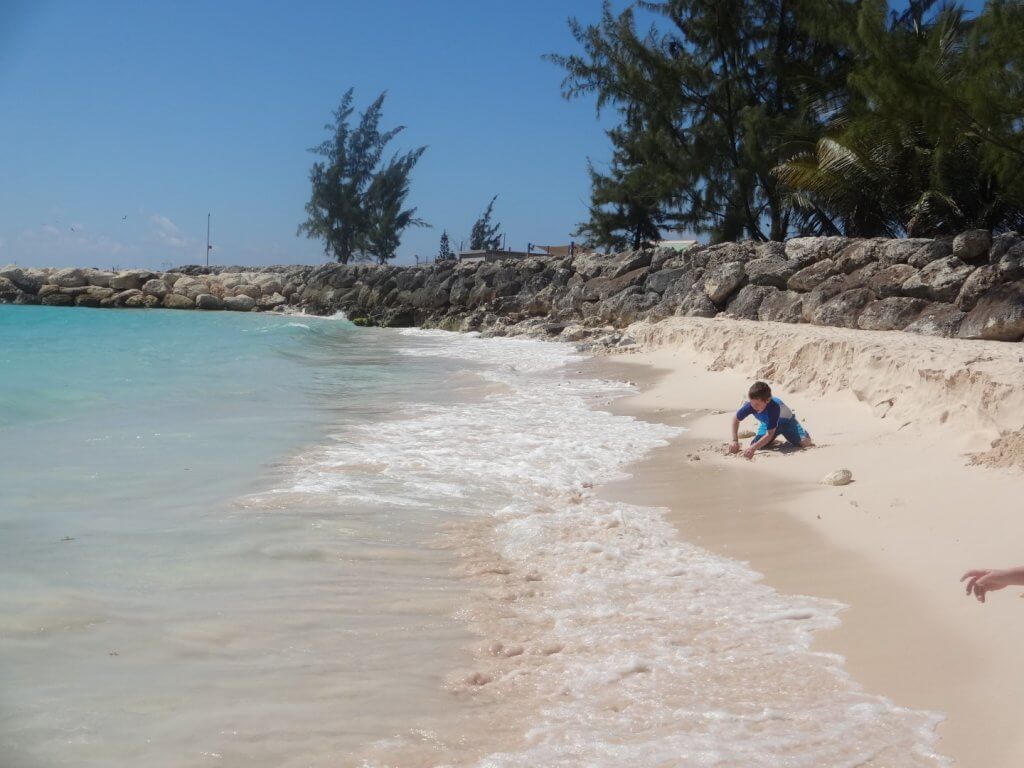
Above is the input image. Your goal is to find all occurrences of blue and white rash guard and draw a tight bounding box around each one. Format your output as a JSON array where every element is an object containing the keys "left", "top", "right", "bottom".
[{"left": 735, "top": 396, "right": 794, "bottom": 432}]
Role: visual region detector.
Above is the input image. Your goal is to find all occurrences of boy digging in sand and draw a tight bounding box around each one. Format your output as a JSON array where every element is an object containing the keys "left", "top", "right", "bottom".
[{"left": 728, "top": 381, "right": 813, "bottom": 460}]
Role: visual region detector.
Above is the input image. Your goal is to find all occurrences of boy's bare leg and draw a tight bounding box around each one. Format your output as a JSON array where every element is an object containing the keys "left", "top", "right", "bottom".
[{"left": 800, "top": 434, "right": 814, "bottom": 448}]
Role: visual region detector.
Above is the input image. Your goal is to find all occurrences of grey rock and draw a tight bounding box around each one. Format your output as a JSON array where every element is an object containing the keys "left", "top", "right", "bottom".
[
  {"left": 958, "top": 282, "right": 1024, "bottom": 341},
  {"left": 953, "top": 229, "right": 991, "bottom": 262},
  {"left": 877, "top": 238, "right": 934, "bottom": 267},
  {"left": 142, "top": 279, "right": 168, "bottom": 299},
  {"left": 224, "top": 294, "right": 257, "bottom": 312},
  {"left": 677, "top": 288, "right": 718, "bottom": 317},
  {"left": 834, "top": 240, "right": 881, "bottom": 274},
  {"left": 996, "top": 243, "right": 1024, "bottom": 282},
  {"left": 644, "top": 267, "right": 691, "bottom": 295},
  {"left": 0, "top": 265, "right": 44, "bottom": 293},
  {"left": 608, "top": 250, "right": 652, "bottom": 277},
  {"left": 50, "top": 268, "right": 88, "bottom": 288},
  {"left": 114, "top": 289, "right": 144, "bottom": 307},
  {"left": 581, "top": 266, "right": 649, "bottom": 302},
  {"left": 745, "top": 256, "right": 795, "bottom": 288},
  {"left": 903, "top": 304, "right": 966, "bottom": 337},
  {"left": 163, "top": 293, "right": 195, "bottom": 310},
  {"left": 0, "top": 276, "right": 22, "bottom": 302},
  {"left": 907, "top": 238, "right": 953, "bottom": 268},
  {"left": 87, "top": 271, "right": 115, "bottom": 288},
  {"left": 810, "top": 287, "right": 873, "bottom": 328},
  {"left": 801, "top": 274, "right": 853, "bottom": 322},
  {"left": 867, "top": 264, "right": 918, "bottom": 299},
  {"left": 259, "top": 292, "right": 287, "bottom": 310},
  {"left": 988, "top": 232, "right": 1021, "bottom": 264},
  {"left": 857, "top": 297, "right": 928, "bottom": 331},
  {"left": 956, "top": 265, "right": 999, "bottom": 311},
  {"left": 901, "top": 257, "right": 974, "bottom": 303},
  {"left": 787, "top": 259, "right": 838, "bottom": 292},
  {"left": 40, "top": 291, "right": 75, "bottom": 306},
  {"left": 702, "top": 261, "right": 746, "bottom": 305},
  {"left": 785, "top": 236, "right": 848, "bottom": 264},
  {"left": 758, "top": 290, "right": 804, "bottom": 323},
  {"left": 110, "top": 271, "right": 149, "bottom": 291},
  {"left": 724, "top": 284, "right": 775, "bottom": 320},
  {"left": 195, "top": 293, "right": 225, "bottom": 310}
]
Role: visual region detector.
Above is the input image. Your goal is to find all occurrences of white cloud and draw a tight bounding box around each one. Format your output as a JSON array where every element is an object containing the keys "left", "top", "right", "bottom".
[{"left": 149, "top": 214, "right": 192, "bottom": 249}]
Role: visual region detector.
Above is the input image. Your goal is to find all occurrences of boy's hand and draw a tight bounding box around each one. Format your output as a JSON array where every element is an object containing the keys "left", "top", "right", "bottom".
[
  {"left": 728, "top": 440, "right": 740, "bottom": 454},
  {"left": 742, "top": 446, "right": 756, "bottom": 460},
  {"left": 961, "top": 569, "right": 1013, "bottom": 603}
]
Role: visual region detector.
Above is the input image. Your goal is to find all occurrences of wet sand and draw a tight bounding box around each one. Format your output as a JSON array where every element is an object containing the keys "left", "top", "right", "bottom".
[{"left": 585, "top": 322, "right": 1024, "bottom": 767}]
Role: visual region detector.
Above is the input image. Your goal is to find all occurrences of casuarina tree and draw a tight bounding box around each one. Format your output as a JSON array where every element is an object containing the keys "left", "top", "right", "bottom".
[
  {"left": 298, "top": 89, "right": 427, "bottom": 263},
  {"left": 469, "top": 196, "right": 502, "bottom": 250},
  {"left": 438, "top": 230, "right": 453, "bottom": 261}
]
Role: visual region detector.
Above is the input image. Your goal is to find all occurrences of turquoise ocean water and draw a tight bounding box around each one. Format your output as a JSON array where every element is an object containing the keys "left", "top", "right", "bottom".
[{"left": 0, "top": 306, "right": 479, "bottom": 768}]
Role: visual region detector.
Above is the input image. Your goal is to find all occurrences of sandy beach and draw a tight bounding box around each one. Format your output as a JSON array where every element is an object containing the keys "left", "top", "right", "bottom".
[{"left": 592, "top": 316, "right": 1024, "bottom": 767}]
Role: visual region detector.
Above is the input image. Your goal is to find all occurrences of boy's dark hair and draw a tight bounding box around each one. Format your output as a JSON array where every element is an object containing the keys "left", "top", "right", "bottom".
[{"left": 748, "top": 381, "right": 772, "bottom": 401}]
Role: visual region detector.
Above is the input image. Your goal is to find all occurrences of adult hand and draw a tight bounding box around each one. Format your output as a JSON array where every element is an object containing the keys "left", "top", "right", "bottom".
[{"left": 961, "top": 569, "right": 1012, "bottom": 603}]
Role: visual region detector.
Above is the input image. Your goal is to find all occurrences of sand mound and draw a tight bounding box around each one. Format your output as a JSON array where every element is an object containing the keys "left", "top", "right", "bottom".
[
  {"left": 969, "top": 430, "right": 1024, "bottom": 470},
  {"left": 624, "top": 317, "right": 1024, "bottom": 449}
]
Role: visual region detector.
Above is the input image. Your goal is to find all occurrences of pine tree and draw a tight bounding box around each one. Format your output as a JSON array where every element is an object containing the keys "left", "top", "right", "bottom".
[
  {"left": 469, "top": 196, "right": 502, "bottom": 250},
  {"left": 298, "top": 90, "right": 428, "bottom": 262},
  {"left": 438, "top": 230, "right": 453, "bottom": 261}
]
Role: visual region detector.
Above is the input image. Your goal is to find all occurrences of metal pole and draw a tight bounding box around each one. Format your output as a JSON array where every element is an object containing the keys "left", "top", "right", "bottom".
[{"left": 206, "top": 213, "right": 211, "bottom": 268}]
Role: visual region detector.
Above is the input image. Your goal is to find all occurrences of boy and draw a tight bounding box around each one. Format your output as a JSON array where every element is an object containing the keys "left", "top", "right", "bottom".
[{"left": 728, "top": 381, "right": 813, "bottom": 460}]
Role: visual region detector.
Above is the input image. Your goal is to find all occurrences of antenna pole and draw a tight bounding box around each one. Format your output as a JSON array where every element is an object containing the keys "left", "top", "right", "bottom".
[{"left": 206, "top": 213, "right": 211, "bottom": 267}]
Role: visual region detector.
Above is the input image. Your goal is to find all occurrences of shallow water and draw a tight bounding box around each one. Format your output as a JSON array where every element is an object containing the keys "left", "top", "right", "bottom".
[{"left": 0, "top": 307, "right": 949, "bottom": 767}]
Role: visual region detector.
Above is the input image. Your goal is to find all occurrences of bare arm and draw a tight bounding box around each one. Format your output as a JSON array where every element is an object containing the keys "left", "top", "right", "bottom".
[
  {"left": 961, "top": 567, "right": 1024, "bottom": 603},
  {"left": 728, "top": 417, "right": 741, "bottom": 453},
  {"left": 742, "top": 427, "right": 777, "bottom": 460}
]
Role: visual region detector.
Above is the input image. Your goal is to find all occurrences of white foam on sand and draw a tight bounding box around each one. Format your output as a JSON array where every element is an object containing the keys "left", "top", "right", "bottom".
[{"left": 292, "top": 329, "right": 949, "bottom": 767}]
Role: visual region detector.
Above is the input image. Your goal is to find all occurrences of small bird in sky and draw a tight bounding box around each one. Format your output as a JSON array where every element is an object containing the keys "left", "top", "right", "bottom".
[{"left": 122, "top": 215, "right": 127, "bottom": 221}]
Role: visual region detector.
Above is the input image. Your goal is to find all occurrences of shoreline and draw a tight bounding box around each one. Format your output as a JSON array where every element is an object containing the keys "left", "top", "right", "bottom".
[{"left": 584, "top": 318, "right": 1024, "bottom": 767}]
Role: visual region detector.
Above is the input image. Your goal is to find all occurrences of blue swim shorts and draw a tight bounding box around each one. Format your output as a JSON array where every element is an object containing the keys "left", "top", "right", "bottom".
[{"left": 754, "top": 418, "right": 809, "bottom": 447}]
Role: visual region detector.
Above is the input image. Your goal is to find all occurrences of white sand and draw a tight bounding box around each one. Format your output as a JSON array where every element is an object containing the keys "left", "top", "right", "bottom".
[{"left": 599, "top": 316, "right": 1024, "bottom": 767}]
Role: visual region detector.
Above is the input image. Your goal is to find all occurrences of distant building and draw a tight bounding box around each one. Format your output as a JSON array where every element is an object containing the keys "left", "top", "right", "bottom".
[{"left": 656, "top": 239, "right": 698, "bottom": 252}]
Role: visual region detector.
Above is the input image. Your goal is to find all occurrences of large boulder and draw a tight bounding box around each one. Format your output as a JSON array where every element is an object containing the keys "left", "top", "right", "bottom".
[
  {"left": 644, "top": 267, "right": 691, "bottom": 295},
  {"left": 113, "top": 289, "right": 144, "bottom": 307},
  {"left": 900, "top": 257, "right": 974, "bottom": 303},
  {"left": 988, "top": 232, "right": 1021, "bottom": 264},
  {"left": 956, "top": 265, "right": 999, "bottom": 312},
  {"left": 608, "top": 250, "right": 652, "bottom": 277},
  {"left": 867, "top": 264, "right": 918, "bottom": 299},
  {"left": 758, "top": 290, "right": 804, "bottom": 323},
  {"left": 876, "top": 238, "right": 934, "bottom": 267},
  {"left": 141, "top": 279, "right": 168, "bottom": 299},
  {"left": 195, "top": 293, "right": 224, "bottom": 310},
  {"left": 254, "top": 274, "right": 285, "bottom": 295},
  {"left": 801, "top": 273, "right": 853, "bottom": 321},
  {"left": 857, "top": 297, "right": 928, "bottom": 331},
  {"left": 724, "top": 284, "right": 775, "bottom": 320},
  {"left": 40, "top": 291, "right": 74, "bottom": 306},
  {"left": 172, "top": 276, "right": 210, "bottom": 299},
  {"left": 702, "top": 261, "right": 746, "bottom": 305},
  {"left": 163, "top": 293, "right": 195, "bottom": 310},
  {"left": 958, "top": 282, "right": 1024, "bottom": 341},
  {"left": 0, "top": 276, "right": 22, "bottom": 302},
  {"left": 903, "top": 304, "right": 966, "bottom": 337},
  {"left": 87, "top": 271, "right": 115, "bottom": 288},
  {"left": 834, "top": 240, "right": 881, "bottom": 274},
  {"left": 810, "top": 287, "right": 873, "bottom": 328},
  {"left": 787, "top": 258, "right": 837, "bottom": 292},
  {"left": 259, "top": 292, "right": 287, "bottom": 310},
  {"left": 785, "top": 237, "right": 848, "bottom": 265},
  {"left": 953, "top": 230, "right": 991, "bottom": 262},
  {"left": 995, "top": 242, "right": 1024, "bottom": 282},
  {"left": 224, "top": 294, "right": 257, "bottom": 312},
  {"left": 110, "top": 271, "right": 150, "bottom": 291},
  {"left": 50, "top": 268, "right": 88, "bottom": 288},
  {"left": 907, "top": 239, "right": 953, "bottom": 268},
  {"left": 581, "top": 266, "right": 649, "bottom": 302},
  {"left": 677, "top": 288, "right": 718, "bottom": 317},
  {"left": 0, "top": 265, "right": 44, "bottom": 293},
  {"left": 744, "top": 256, "right": 795, "bottom": 288}
]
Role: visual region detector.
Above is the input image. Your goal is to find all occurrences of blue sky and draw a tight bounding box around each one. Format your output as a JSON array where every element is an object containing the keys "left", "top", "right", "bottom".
[{"left": 0, "top": 1, "right": 987, "bottom": 269}]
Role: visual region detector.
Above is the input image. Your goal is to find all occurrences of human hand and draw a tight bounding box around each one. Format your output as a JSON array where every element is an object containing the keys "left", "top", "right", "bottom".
[
  {"left": 742, "top": 446, "right": 756, "bottom": 460},
  {"left": 728, "top": 440, "right": 740, "bottom": 455},
  {"left": 961, "top": 569, "right": 1013, "bottom": 603}
]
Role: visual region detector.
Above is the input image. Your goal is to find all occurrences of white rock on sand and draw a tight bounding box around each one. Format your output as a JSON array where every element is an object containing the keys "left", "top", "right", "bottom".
[{"left": 821, "top": 469, "right": 853, "bottom": 486}]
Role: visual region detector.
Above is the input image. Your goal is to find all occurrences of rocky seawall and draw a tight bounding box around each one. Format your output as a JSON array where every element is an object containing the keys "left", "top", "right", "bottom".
[{"left": 3, "top": 230, "right": 1024, "bottom": 343}]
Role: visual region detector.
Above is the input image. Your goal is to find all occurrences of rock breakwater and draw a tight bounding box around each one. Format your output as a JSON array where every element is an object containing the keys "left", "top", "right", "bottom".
[{"left": 4, "top": 230, "right": 1024, "bottom": 343}]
